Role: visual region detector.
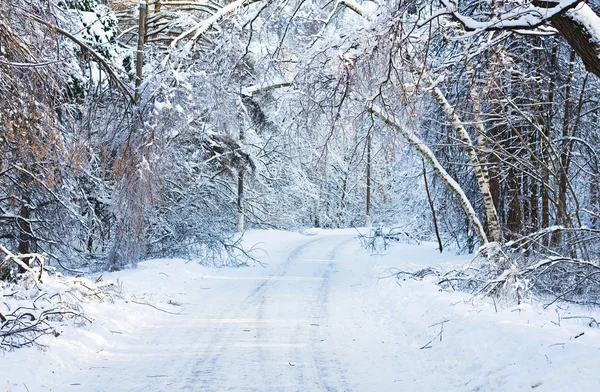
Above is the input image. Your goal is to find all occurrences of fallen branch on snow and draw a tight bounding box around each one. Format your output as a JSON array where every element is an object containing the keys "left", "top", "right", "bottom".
[{"left": 0, "top": 247, "right": 108, "bottom": 350}]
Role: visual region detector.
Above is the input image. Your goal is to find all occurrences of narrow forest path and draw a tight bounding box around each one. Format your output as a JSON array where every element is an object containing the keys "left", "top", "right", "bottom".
[{"left": 5, "top": 230, "right": 600, "bottom": 392}]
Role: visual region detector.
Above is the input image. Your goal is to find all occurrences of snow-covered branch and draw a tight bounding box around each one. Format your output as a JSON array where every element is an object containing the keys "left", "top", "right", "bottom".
[
  {"left": 337, "top": 0, "right": 369, "bottom": 18},
  {"left": 368, "top": 104, "right": 488, "bottom": 246},
  {"left": 551, "top": 2, "right": 600, "bottom": 77},
  {"left": 437, "top": 0, "right": 600, "bottom": 78},
  {"left": 22, "top": 11, "right": 135, "bottom": 102},
  {"left": 170, "top": 0, "right": 262, "bottom": 47},
  {"left": 241, "top": 81, "right": 292, "bottom": 97},
  {"left": 439, "top": 0, "right": 582, "bottom": 32}
]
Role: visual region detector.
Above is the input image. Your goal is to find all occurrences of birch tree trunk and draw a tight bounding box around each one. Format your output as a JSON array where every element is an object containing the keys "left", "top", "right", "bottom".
[{"left": 430, "top": 81, "right": 503, "bottom": 243}]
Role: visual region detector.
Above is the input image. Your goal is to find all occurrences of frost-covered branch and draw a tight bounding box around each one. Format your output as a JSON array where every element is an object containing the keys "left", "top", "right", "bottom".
[
  {"left": 435, "top": 0, "right": 600, "bottom": 78},
  {"left": 438, "top": 0, "right": 581, "bottom": 31},
  {"left": 22, "top": 11, "right": 135, "bottom": 102},
  {"left": 368, "top": 105, "right": 488, "bottom": 246},
  {"left": 170, "top": 0, "right": 262, "bottom": 47}
]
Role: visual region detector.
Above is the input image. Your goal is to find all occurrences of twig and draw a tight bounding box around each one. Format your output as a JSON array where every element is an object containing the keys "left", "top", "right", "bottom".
[
  {"left": 562, "top": 316, "right": 599, "bottom": 327},
  {"left": 130, "top": 300, "right": 182, "bottom": 315},
  {"left": 420, "top": 320, "right": 448, "bottom": 349},
  {"left": 19, "top": 11, "right": 134, "bottom": 102}
]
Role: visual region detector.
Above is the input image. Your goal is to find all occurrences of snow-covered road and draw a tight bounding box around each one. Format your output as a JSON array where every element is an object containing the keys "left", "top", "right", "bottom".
[
  {"left": 77, "top": 233, "right": 363, "bottom": 391},
  {"left": 5, "top": 229, "right": 600, "bottom": 391},
  {"left": 142, "top": 234, "right": 355, "bottom": 391}
]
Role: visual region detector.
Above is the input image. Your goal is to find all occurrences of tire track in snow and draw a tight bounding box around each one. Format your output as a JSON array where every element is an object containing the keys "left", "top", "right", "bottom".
[
  {"left": 308, "top": 238, "right": 354, "bottom": 392},
  {"left": 244, "top": 236, "right": 324, "bottom": 300},
  {"left": 179, "top": 236, "right": 328, "bottom": 391},
  {"left": 247, "top": 235, "right": 330, "bottom": 391}
]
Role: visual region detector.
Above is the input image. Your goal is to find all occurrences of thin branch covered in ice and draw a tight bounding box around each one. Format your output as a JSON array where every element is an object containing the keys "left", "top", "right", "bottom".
[
  {"left": 170, "top": 0, "right": 262, "bottom": 47},
  {"left": 437, "top": 0, "right": 582, "bottom": 32}
]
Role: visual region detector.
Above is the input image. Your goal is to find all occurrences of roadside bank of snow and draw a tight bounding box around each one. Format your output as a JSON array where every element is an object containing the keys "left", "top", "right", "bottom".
[{"left": 326, "top": 238, "right": 600, "bottom": 391}]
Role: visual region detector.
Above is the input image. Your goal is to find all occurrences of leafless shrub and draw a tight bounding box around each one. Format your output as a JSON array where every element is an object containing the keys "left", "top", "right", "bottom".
[
  {"left": 359, "top": 226, "right": 421, "bottom": 254},
  {"left": 1, "top": 248, "right": 103, "bottom": 351},
  {"left": 437, "top": 237, "right": 600, "bottom": 308}
]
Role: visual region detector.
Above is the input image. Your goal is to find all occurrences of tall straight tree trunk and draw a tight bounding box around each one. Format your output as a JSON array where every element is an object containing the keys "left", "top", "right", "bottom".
[
  {"left": 423, "top": 159, "right": 443, "bottom": 253},
  {"left": 506, "top": 167, "right": 523, "bottom": 238},
  {"left": 365, "top": 132, "right": 372, "bottom": 227},
  {"left": 530, "top": 173, "right": 539, "bottom": 231},
  {"left": 237, "top": 125, "right": 246, "bottom": 233},
  {"left": 591, "top": 160, "right": 600, "bottom": 228},
  {"left": 522, "top": 172, "right": 530, "bottom": 230},
  {"left": 591, "top": 111, "right": 600, "bottom": 228},
  {"left": 431, "top": 82, "right": 502, "bottom": 243},
  {"left": 553, "top": 50, "right": 576, "bottom": 245},
  {"left": 17, "top": 195, "right": 32, "bottom": 273},
  {"left": 236, "top": 168, "right": 244, "bottom": 232},
  {"left": 530, "top": 38, "right": 542, "bottom": 234},
  {"left": 542, "top": 44, "right": 558, "bottom": 246},
  {"left": 134, "top": 0, "right": 147, "bottom": 102}
]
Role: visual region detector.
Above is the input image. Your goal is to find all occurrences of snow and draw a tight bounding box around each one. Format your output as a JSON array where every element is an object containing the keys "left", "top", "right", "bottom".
[
  {"left": 566, "top": 2, "right": 600, "bottom": 45},
  {"left": 2, "top": 229, "right": 600, "bottom": 391},
  {"left": 370, "top": 105, "right": 488, "bottom": 246},
  {"left": 171, "top": 0, "right": 259, "bottom": 48},
  {"left": 440, "top": 0, "right": 583, "bottom": 33}
]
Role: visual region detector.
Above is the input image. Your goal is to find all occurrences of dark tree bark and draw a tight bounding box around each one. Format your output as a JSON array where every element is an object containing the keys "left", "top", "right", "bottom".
[
  {"left": 423, "top": 159, "right": 443, "bottom": 253},
  {"left": 365, "top": 132, "right": 372, "bottom": 227},
  {"left": 543, "top": 1, "right": 600, "bottom": 79},
  {"left": 17, "top": 192, "right": 32, "bottom": 274}
]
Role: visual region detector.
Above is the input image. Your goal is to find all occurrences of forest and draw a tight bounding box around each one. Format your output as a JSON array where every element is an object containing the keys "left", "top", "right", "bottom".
[{"left": 2, "top": 0, "right": 600, "bottom": 356}]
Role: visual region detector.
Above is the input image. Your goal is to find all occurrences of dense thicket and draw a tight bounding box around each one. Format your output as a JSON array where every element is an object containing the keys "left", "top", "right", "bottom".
[{"left": 2, "top": 0, "right": 600, "bottom": 305}]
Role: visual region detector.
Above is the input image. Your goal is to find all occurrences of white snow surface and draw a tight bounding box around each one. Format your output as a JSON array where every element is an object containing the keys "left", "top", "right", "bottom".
[
  {"left": 567, "top": 2, "right": 600, "bottom": 45},
  {"left": 2, "top": 229, "right": 600, "bottom": 391}
]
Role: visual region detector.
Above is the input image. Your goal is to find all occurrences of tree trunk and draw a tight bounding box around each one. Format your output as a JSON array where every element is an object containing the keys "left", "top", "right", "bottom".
[
  {"left": 236, "top": 123, "right": 246, "bottom": 232},
  {"left": 17, "top": 197, "right": 32, "bottom": 273},
  {"left": 506, "top": 167, "right": 523, "bottom": 238},
  {"left": 541, "top": 44, "right": 558, "bottom": 245},
  {"left": 236, "top": 168, "right": 244, "bottom": 232},
  {"left": 431, "top": 83, "right": 502, "bottom": 243},
  {"left": 134, "top": 0, "right": 147, "bottom": 102},
  {"left": 365, "top": 132, "right": 372, "bottom": 227},
  {"left": 530, "top": 38, "right": 542, "bottom": 234},
  {"left": 423, "top": 159, "right": 443, "bottom": 253},
  {"left": 553, "top": 50, "right": 576, "bottom": 245},
  {"left": 591, "top": 110, "right": 600, "bottom": 228},
  {"left": 591, "top": 160, "right": 600, "bottom": 228}
]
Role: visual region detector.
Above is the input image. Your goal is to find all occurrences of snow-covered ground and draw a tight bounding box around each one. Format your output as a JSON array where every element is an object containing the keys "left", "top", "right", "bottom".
[{"left": 2, "top": 229, "right": 600, "bottom": 391}]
